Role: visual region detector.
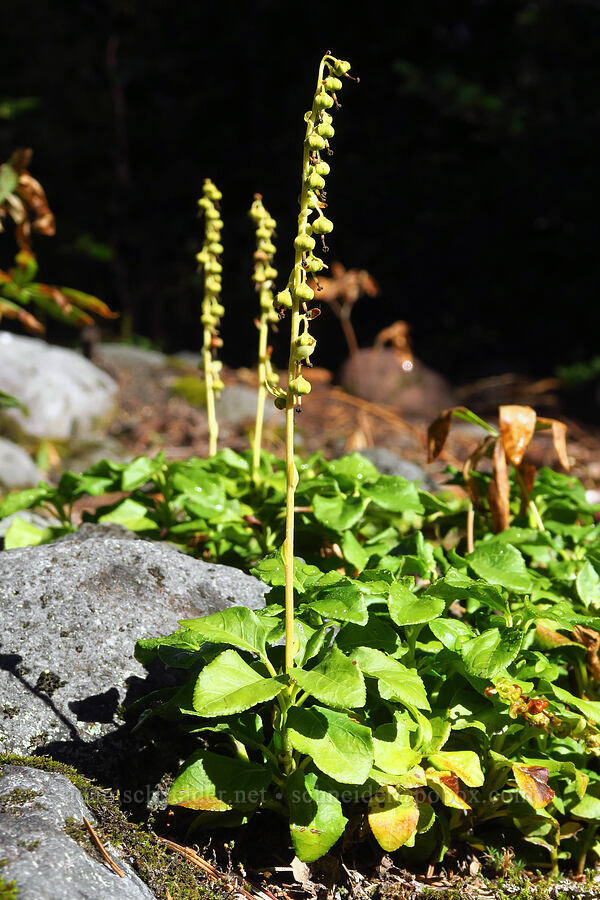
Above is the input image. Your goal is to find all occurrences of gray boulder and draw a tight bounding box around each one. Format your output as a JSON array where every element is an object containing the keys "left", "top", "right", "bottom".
[
  {"left": 216, "top": 384, "right": 277, "bottom": 426},
  {"left": 0, "top": 438, "right": 44, "bottom": 491},
  {"left": 0, "top": 764, "right": 155, "bottom": 899},
  {"left": 359, "top": 447, "right": 439, "bottom": 492},
  {"left": 0, "top": 333, "right": 118, "bottom": 441},
  {"left": 0, "top": 524, "right": 267, "bottom": 757},
  {"left": 94, "top": 343, "right": 167, "bottom": 371}
]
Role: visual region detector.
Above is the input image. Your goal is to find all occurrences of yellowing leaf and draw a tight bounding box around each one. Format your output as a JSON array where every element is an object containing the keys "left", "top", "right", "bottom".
[
  {"left": 513, "top": 764, "right": 555, "bottom": 810},
  {"left": 426, "top": 769, "right": 471, "bottom": 810},
  {"left": 499, "top": 405, "right": 536, "bottom": 466},
  {"left": 428, "top": 751, "right": 484, "bottom": 787},
  {"left": 368, "top": 786, "right": 419, "bottom": 852}
]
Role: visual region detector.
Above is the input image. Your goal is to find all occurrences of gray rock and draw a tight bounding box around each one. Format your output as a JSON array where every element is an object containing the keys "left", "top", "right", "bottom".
[
  {"left": 0, "top": 764, "right": 155, "bottom": 899},
  {"left": 216, "top": 384, "right": 277, "bottom": 425},
  {"left": 0, "top": 524, "right": 267, "bottom": 756},
  {"left": 0, "top": 334, "right": 118, "bottom": 441},
  {"left": 95, "top": 343, "right": 167, "bottom": 370},
  {"left": 0, "top": 438, "right": 44, "bottom": 491},
  {"left": 359, "top": 447, "right": 439, "bottom": 492}
]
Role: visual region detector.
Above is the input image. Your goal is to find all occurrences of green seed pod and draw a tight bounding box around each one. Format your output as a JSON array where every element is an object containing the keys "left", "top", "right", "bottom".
[
  {"left": 212, "top": 377, "right": 224, "bottom": 392},
  {"left": 294, "top": 282, "right": 314, "bottom": 302},
  {"left": 198, "top": 197, "right": 211, "bottom": 210},
  {"left": 314, "top": 91, "right": 334, "bottom": 110},
  {"left": 307, "top": 133, "right": 326, "bottom": 150},
  {"left": 206, "top": 207, "right": 220, "bottom": 220},
  {"left": 323, "top": 76, "right": 343, "bottom": 92},
  {"left": 316, "top": 123, "right": 335, "bottom": 139},
  {"left": 320, "top": 112, "right": 333, "bottom": 125},
  {"left": 208, "top": 242, "right": 224, "bottom": 255},
  {"left": 305, "top": 255, "right": 325, "bottom": 273},
  {"left": 264, "top": 266, "right": 278, "bottom": 280},
  {"left": 206, "top": 260, "right": 223, "bottom": 274},
  {"left": 315, "top": 161, "right": 331, "bottom": 176},
  {"left": 260, "top": 240, "right": 277, "bottom": 255},
  {"left": 294, "top": 234, "right": 316, "bottom": 252},
  {"left": 196, "top": 250, "right": 209, "bottom": 265},
  {"left": 265, "top": 216, "right": 277, "bottom": 229},
  {"left": 256, "top": 227, "right": 271, "bottom": 239},
  {"left": 201, "top": 313, "right": 217, "bottom": 326},
  {"left": 331, "top": 59, "right": 351, "bottom": 76},
  {"left": 276, "top": 288, "right": 293, "bottom": 308},
  {"left": 205, "top": 276, "right": 222, "bottom": 294},
  {"left": 274, "top": 396, "right": 287, "bottom": 410},
  {"left": 294, "top": 333, "right": 317, "bottom": 360},
  {"left": 212, "top": 302, "right": 225, "bottom": 316},
  {"left": 311, "top": 217, "right": 333, "bottom": 235},
  {"left": 253, "top": 270, "right": 266, "bottom": 284},
  {"left": 308, "top": 173, "right": 326, "bottom": 190},
  {"left": 289, "top": 375, "right": 312, "bottom": 396}
]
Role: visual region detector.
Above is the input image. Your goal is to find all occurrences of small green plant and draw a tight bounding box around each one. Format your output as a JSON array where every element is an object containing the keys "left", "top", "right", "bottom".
[
  {"left": 248, "top": 193, "right": 280, "bottom": 480},
  {"left": 196, "top": 178, "right": 225, "bottom": 457}
]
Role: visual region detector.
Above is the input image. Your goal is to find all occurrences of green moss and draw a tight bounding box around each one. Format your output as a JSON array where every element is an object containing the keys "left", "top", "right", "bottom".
[
  {"left": 17, "top": 840, "right": 38, "bottom": 852},
  {"left": 0, "top": 788, "right": 41, "bottom": 814},
  {"left": 170, "top": 375, "right": 208, "bottom": 408},
  {"left": 0, "top": 863, "right": 17, "bottom": 900},
  {"left": 0, "top": 754, "right": 224, "bottom": 900}
]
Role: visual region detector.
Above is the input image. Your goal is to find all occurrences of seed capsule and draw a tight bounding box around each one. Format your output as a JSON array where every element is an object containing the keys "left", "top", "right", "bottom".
[
  {"left": 305, "top": 256, "right": 325, "bottom": 273},
  {"left": 307, "top": 133, "right": 326, "bottom": 150},
  {"left": 294, "top": 282, "right": 314, "bottom": 302},
  {"left": 274, "top": 396, "right": 287, "bottom": 409},
  {"left": 208, "top": 242, "right": 224, "bottom": 255},
  {"left": 331, "top": 59, "right": 351, "bottom": 76},
  {"left": 316, "top": 123, "right": 334, "bottom": 139},
  {"left": 323, "top": 76, "right": 343, "bottom": 91},
  {"left": 314, "top": 92, "right": 334, "bottom": 110},
  {"left": 294, "top": 333, "right": 317, "bottom": 360},
  {"left": 276, "top": 289, "right": 293, "bottom": 308},
  {"left": 289, "top": 375, "right": 312, "bottom": 396},
  {"left": 311, "top": 217, "right": 333, "bottom": 235},
  {"left": 264, "top": 266, "right": 278, "bottom": 280},
  {"left": 294, "top": 234, "right": 316, "bottom": 252},
  {"left": 308, "top": 173, "right": 326, "bottom": 190},
  {"left": 314, "top": 161, "right": 330, "bottom": 176}
]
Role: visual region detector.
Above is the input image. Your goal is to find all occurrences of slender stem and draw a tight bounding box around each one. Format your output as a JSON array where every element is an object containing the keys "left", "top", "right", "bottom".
[
  {"left": 283, "top": 57, "right": 328, "bottom": 674},
  {"left": 514, "top": 466, "right": 545, "bottom": 531},
  {"left": 203, "top": 334, "right": 218, "bottom": 456},
  {"left": 253, "top": 310, "right": 269, "bottom": 478},
  {"left": 466, "top": 501, "right": 475, "bottom": 554}
]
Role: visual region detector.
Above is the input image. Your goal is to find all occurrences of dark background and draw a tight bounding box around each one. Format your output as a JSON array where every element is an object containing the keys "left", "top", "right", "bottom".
[{"left": 2, "top": 0, "right": 600, "bottom": 390}]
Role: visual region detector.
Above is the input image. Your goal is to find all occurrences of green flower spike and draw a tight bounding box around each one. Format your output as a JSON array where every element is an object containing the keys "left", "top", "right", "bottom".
[
  {"left": 278, "top": 53, "right": 354, "bottom": 674},
  {"left": 249, "top": 193, "right": 280, "bottom": 480},
  {"left": 197, "top": 177, "right": 224, "bottom": 457}
]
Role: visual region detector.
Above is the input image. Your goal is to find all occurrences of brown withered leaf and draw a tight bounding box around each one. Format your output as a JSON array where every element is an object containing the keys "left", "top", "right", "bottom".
[
  {"left": 535, "top": 620, "right": 576, "bottom": 649},
  {"left": 488, "top": 440, "right": 510, "bottom": 532},
  {"left": 572, "top": 625, "right": 600, "bottom": 682},
  {"left": 462, "top": 434, "right": 496, "bottom": 504},
  {"left": 0, "top": 299, "right": 44, "bottom": 333},
  {"left": 536, "top": 417, "right": 570, "bottom": 471},
  {"left": 427, "top": 409, "right": 454, "bottom": 462},
  {"left": 513, "top": 764, "right": 554, "bottom": 810},
  {"left": 499, "top": 405, "right": 537, "bottom": 466}
]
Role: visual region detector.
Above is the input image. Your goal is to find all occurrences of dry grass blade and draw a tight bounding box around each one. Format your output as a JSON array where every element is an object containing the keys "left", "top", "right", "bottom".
[
  {"left": 488, "top": 440, "right": 510, "bottom": 533},
  {"left": 517, "top": 462, "right": 536, "bottom": 517},
  {"left": 499, "top": 405, "right": 536, "bottom": 466},
  {"left": 82, "top": 815, "right": 125, "bottom": 878},
  {"left": 462, "top": 434, "right": 496, "bottom": 504}
]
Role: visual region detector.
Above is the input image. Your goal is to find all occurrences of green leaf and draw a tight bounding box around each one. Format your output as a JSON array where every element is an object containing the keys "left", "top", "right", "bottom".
[
  {"left": 341, "top": 530, "right": 368, "bottom": 571},
  {"left": 0, "top": 162, "right": 18, "bottom": 203},
  {"left": 4, "top": 516, "right": 53, "bottom": 549},
  {"left": 312, "top": 494, "right": 368, "bottom": 531},
  {"left": 0, "top": 485, "right": 51, "bottom": 518},
  {"left": 422, "top": 567, "right": 509, "bottom": 615},
  {"left": 550, "top": 684, "right": 600, "bottom": 725},
  {"left": 286, "top": 705, "right": 373, "bottom": 784},
  {"left": 336, "top": 615, "right": 403, "bottom": 656},
  {"left": 372, "top": 713, "right": 420, "bottom": 775},
  {"left": 135, "top": 629, "right": 205, "bottom": 668},
  {"left": 307, "top": 582, "right": 368, "bottom": 625},
  {"left": 461, "top": 628, "right": 523, "bottom": 678},
  {"left": 570, "top": 793, "right": 600, "bottom": 821},
  {"left": 388, "top": 581, "right": 445, "bottom": 626},
  {"left": 362, "top": 476, "right": 424, "bottom": 514},
  {"left": 324, "top": 453, "right": 380, "bottom": 490},
  {"left": 98, "top": 498, "right": 158, "bottom": 531},
  {"left": 293, "top": 644, "right": 366, "bottom": 709},
  {"left": 452, "top": 407, "right": 498, "bottom": 434},
  {"left": 192, "top": 649, "right": 286, "bottom": 716},
  {"left": 251, "top": 552, "right": 321, "bottom": 592},
  {"left": 182, "top": 607, "right": 276, "bottom": 660},
  {"left": 351, "top": 646, "right": 430, "bottom": 711},
  {"left": 428, "top": 751, "right": 484, "bottom": 787},
  {"left": 467, "top": 542, "right": 533, "bottom": 593},
  {"left": 576, "top": 561, "right": 600, "bottom": 609},
  {"left": 429, "top": 618, "right": 474, "bottom": 652},
  {"left": 287, "top": 770, "right": 348, "bottom": 862},
  {"left": 121, "top": 454, "right": 164, "bottom": 491},
  {"left": 169, "top": 749, "right": 272, "bottom": 812},
  {"left": 0, "top": 388, "right": 25, "bottom": 411}
]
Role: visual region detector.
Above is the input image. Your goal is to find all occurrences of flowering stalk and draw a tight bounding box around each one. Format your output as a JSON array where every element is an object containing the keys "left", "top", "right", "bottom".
[
  {"left": 249, "top": 194, "right": 279, "bottom": 480},
  {"left": 274, "top": 54, "right": 354, "bottom": 672},
  {"left": 197, "top": 178, "right": 224, "bottom": 457}
]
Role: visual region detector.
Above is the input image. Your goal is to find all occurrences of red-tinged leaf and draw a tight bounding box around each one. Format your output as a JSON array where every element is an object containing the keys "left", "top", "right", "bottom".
[
  {"left": 513, "top": 764, "right": 555, "bottom": 810},
  {"left": 499, "top": 405, "right": 537, "bottom": 466},
  {"left": 536, "top": 417, "right": 570, "bottom": 471},
  {"left": 426, "top": 769, "right": 471, "bottom": 810},
  {"left": 0, "top": 298, "right": 45, "bottom": 334},
  {"left": 488, "top": 439, "right": 510, "bottom": 532},
  {"left": 368, "top": 786, "right": 419, "bottom": 852},
  {"left": 60, "top": 287, "right": 118, "bottom": 319}
]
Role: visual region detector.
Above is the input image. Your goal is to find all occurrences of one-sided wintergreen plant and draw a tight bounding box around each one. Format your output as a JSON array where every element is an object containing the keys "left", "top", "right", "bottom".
[
  {"left": 197, "top": 178, "right": 225, "bottom": 456},
  {"left": 248, "top": 193, "right": 280, "bottom": 480},
  {"left": 273, "top": 52, "right": 355, "bottom": 672}
]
